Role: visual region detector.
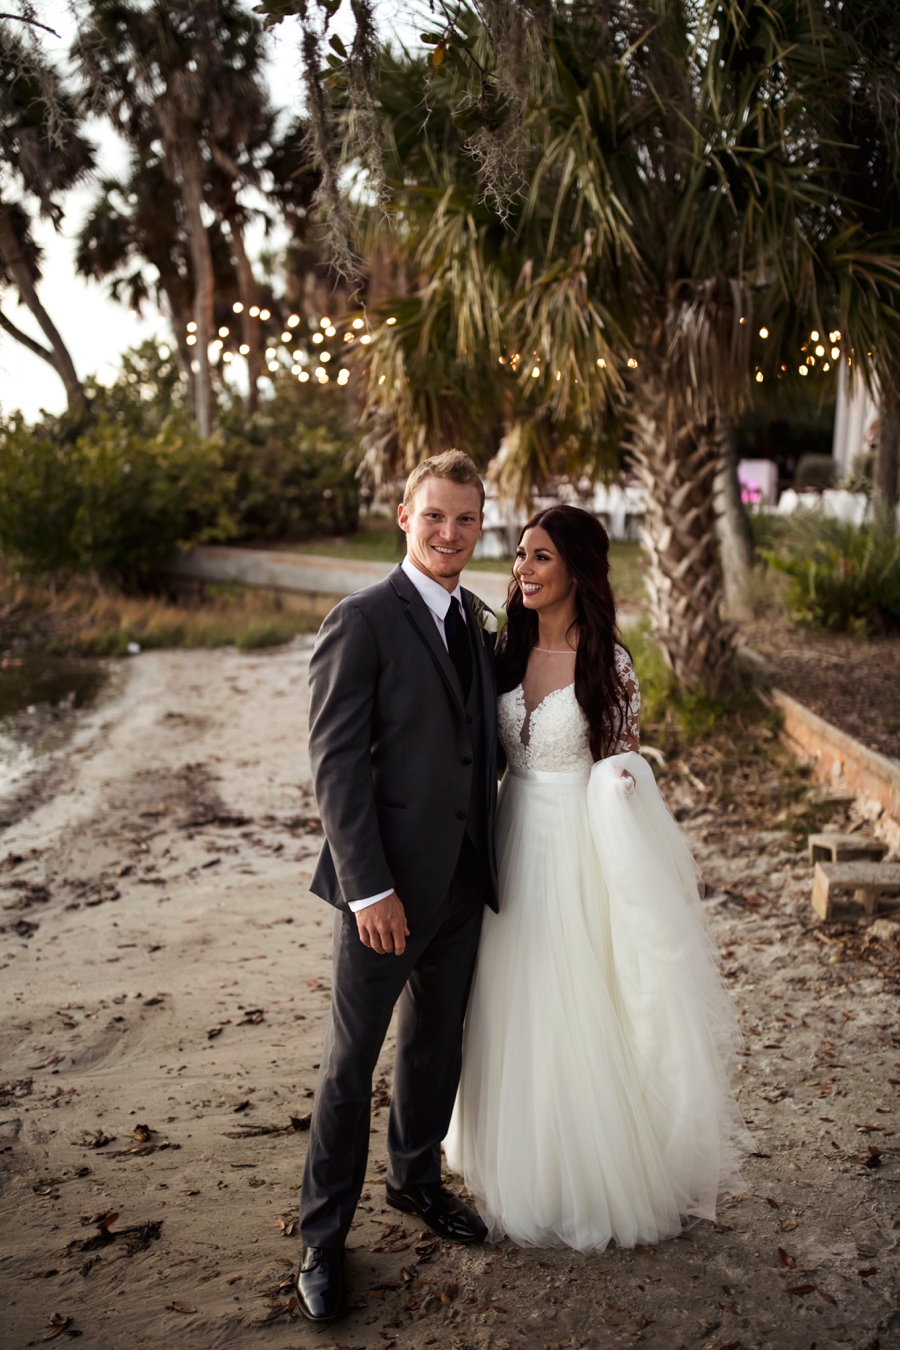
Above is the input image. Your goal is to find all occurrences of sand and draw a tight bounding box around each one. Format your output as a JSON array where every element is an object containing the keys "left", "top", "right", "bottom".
[{"left": 1, "top": 640, "right": 899, "bottom": 1350}]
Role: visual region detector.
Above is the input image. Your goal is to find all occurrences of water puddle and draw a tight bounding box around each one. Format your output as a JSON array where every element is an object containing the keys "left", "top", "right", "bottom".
[{"left": 0, "top": 653, "right": 110, "bottom": 791}]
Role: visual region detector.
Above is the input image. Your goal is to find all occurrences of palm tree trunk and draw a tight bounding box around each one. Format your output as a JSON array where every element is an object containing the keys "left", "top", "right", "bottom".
[
  {"left": 228, "top": 217, "right": 261, "bottom": 414},
  {"left": 630, "top": 382, "right": 736, "bottom": 695},
  {"left": 714, "top": 412, "right": 756, "bottom": 613},
  {"left": 0, "top": 202, "right": 85, "bottom": 413},
  {"left": 178, "top": 155, "right": 215, "bottom": 438},
  {"left": 874, "top": 383, "right": 899, "bottom": 535}
]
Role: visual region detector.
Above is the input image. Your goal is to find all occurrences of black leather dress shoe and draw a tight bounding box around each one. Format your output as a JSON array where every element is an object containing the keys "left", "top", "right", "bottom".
[
  {"left": 295, "top": 1245, "right": 348, "bottom": 1322},
  {"left": 385, "top": 1181, "right": 488, "bottom": 1244}
]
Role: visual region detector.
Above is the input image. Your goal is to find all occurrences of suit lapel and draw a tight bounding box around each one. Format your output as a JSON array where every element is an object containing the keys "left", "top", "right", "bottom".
[{"left": 390, "top": 565, "right": 466, "bottom": 717}]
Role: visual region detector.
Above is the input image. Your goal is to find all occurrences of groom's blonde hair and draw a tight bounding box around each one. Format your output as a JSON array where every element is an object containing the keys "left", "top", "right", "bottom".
[{"left": 403, "top": 450, "right": 485, "bottom": 510}]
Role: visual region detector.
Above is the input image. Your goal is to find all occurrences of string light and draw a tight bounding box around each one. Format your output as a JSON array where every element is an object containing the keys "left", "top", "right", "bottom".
[
  {"left": 597, "top": 358, "right": 606, "bottom": 368},
  {"left": 627, "top": 357, "right": 638, "bottom": 369},
  {"left": 292, "top": 350, "right": 303, "bottom": 361},
  {"left": 186, "top": 334, "right": 197, "bottom": 346},
  {"left": 822, "top": 362, "right": 830, "bottom": 371},
  {"left": 239, "top": 343, "right": 250, "bottom": 355},
  {"left": 287, "top": 314, "right": 300, "bottom": 327},
  {"left": 352, "top": 318, "right": 364, "bottom": 330},
  {"left": 223, "top": 351, "right": 233, "bottom": 363},
  {"left": 267, "top": 361, "right": 279, "bottom": 372},
  {"left": 556, "top": 371, "right": 561, "bottom": 380},
  {"left": 321, "top": 352, "right": 331, "bottom": 362},
  {"left": 337, "top": 369, "right": 349, "bottom": 385},
  {"left": 815, "top": 344, "right": 825, "bottom": 356},
  {"left": 291, "top": 364, "right": 301, "bottom": 375},
  {"left": 315, "top": 366, "right": 326, "bottom": 380},
  {"left": 755, "top": 370, "right": 764, "bottom": 382},
  {"left": 344, "top": 333, "right": 355, "bottom": 343},
  {"left": 259, "top": 308, "right": 271, "bottom": 321},
  {"left": 799, "top": 364, "right": 809, "bottom": 376},
  {"left": 378, "top": 374, "right": 386, "bottom": 385},
  {"left": 312, "top": 332, "right": 324, "bottom": 344},
  {"left": 265, "top": 347, "right": 276, "bottom": 359},
  {"left": 739, "top": 316, "right": 745, "bottom": 324},
  {"left": 386, "top": 317, "right": 397, "bottom": 326},
  {"left": 232, "top": 301, "right": 244, "bottom": 314},
  {"left": 248, "top": 305, "right": 259, "bottom": 317},
  {"left": 281, "top": 331, "right": 291, "bottom": 342},
  {"left": 830, "top": 330, "right": 842, "bottom": 342},
  {"left": 218, "top": 326, "right": 229, "bottom": 337},
  {"left": 531, "top": 366, "right": 540, "bottom": 378},
  {"left": 320, "top": 316, "right": 332, "bottom": 328},
  {"left": 187, "top": 321, "right": 197, "bottom": 333},
  {"left": 810, "top": 330, "right": 819, "bottom": 341},
  {"left": 325, "top": 325, "right": 337, "bottom": 337},
  {"left": 299, "top": 370, "right": 309, "bottom": 382},
  {"left": 360, "top": 334, "right": 372, "bottom": 345},
  {"left": 759, "top": 327, "right": 768, "bottom": 339}
]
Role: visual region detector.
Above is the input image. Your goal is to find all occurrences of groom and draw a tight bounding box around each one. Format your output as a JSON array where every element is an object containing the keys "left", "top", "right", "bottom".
[{"left": 297, "top": 449, "right": 499, "bottom": 1322}]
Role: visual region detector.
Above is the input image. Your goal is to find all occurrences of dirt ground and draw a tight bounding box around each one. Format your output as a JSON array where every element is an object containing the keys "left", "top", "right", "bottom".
[
  {"left": 741, "top": 623, "right": 900, "bottom": 766},
  {"left": 1, "top": 640, "right": 899, "bottom": 1350}
]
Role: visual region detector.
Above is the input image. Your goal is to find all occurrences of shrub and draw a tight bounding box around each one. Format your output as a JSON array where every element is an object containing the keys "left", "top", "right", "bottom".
[
  {"left": 794, "top": 453, "right": 836, "bottom": 491},
  {"left": 0, "top": 413, "right": 236, "bottom": 585},
  {"left": 763, "top": 518, "right": 900, "bottom": 634}
]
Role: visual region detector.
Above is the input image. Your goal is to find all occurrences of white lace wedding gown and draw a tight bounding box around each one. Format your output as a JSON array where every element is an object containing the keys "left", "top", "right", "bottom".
[{"left": 444, "top": 646, "right": 752, "bottom": 1251}]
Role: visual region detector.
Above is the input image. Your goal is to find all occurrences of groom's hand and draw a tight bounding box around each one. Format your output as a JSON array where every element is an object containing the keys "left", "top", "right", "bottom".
[{"left": 356, "top": 892, "right": 410, "bottom": 956}]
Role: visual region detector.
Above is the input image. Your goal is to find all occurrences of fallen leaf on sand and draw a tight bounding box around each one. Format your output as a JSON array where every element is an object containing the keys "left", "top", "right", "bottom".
[
  {"left": 143, "top": 995, "right": 166, "bottom": 1006},
  {"left": 222, "top": 1117, "right": 309, "bottom": 1138},
  {"left": 132, "top": 1124, "right": 153, "bottom": 1144},
  {"left": 168, "top": 1300, "right": 196, "bottom": 1314},
  {"left": 818, "top": 1288, "right": 837, "bottom": 1305},
  {"left": 778, "top": 1248, "right": 796, "bottom": 1269},
  {"left": 765, "top": 1197, "right": 780, "bottom": 1209},
  {"left": 42, "top": 1313, "right": 72, "bottom": 1340},
  {"left": 275, "top": 1217, "right": 297, "bottom": 1236},
  {"left": 226, "top": 1274, "right": 242, "bottom": 1285},
  {"left": 237, "top": 1009, "right": 265, "bottom": 1025},
  {"left": 786, "top": 1284, "right": 816, "bottom": 1297},
  {"left": 233, "top": 1100, "right": 250, "bottom": 1113},
  {"left": 258, "top": 1298, "right": 297, "bottom": 1323}
]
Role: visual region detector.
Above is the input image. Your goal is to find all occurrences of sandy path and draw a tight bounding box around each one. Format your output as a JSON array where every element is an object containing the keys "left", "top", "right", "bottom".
[{"left": 1, "top": 643, "right": 899, "bottom": 1350}]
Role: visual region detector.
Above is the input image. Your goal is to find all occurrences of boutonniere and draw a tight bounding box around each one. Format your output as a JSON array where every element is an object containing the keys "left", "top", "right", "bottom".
[{"left": 469, "top": 594, "right": 498, "bottom": 647}]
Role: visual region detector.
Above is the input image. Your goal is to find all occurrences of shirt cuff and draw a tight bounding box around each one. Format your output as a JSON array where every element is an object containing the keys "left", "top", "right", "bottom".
[{"left": 348, "top": 889, "right": 394, "bottom": 913}]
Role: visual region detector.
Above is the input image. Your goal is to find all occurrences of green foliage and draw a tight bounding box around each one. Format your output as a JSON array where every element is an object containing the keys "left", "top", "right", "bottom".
[
  {"left": 628, "top": 623, "right": 727, "bottom": 743},
  {"left": 218, "top": 377, "right": 359, "bottom": 541},
  {"left": 0, "top": 410, "right": 236, "bottom": 585},
  {"left": 763, "top": 518, "right": 900, "bottom": 634}
]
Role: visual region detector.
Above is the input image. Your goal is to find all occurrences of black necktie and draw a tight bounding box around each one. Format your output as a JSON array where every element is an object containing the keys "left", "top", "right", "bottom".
[{"left": 445, "top": 596, "right": 472, "bottom": 700}]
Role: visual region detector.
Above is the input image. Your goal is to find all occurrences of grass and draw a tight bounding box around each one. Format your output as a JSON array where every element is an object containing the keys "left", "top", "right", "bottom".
[
  {"left": 287, "top": 522, "right": 649, "bottom": 607},
  {"left": 0, "top": 573, "right": 321, "bottom": 658}
]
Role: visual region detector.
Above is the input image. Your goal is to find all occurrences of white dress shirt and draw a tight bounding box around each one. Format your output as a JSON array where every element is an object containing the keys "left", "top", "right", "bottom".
[{"left": 349, "top": 556, "right": 467, "bottom": 913}]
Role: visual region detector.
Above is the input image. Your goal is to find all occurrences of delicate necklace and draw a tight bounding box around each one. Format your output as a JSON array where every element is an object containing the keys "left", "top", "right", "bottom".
[{"left": 533, "top": 647, "right": 577, "bottom": 654}]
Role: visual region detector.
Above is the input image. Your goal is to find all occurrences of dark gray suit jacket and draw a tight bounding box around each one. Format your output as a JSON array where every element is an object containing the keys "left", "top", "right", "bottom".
[{"left": 308, "top": 563, "right": 499, "bottom": 923}]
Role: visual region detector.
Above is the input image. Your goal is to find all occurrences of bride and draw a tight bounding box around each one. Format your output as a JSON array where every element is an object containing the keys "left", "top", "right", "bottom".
[{"left": 444, "top": 504, "right": 752, "bottom": 1252}]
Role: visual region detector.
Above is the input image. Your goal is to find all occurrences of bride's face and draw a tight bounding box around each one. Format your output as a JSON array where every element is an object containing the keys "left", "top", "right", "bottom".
[{"left": 514, "top": 527, "right": 576, "bottom": 612}]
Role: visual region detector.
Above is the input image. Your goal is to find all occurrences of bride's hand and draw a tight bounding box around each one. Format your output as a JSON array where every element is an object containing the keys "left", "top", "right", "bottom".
[{"left": 617, "top": 770, "right": 635, "bottom": 797}]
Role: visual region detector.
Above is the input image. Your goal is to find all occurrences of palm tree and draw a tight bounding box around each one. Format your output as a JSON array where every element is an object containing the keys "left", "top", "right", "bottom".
[
  {"left": 0, "top": 19, "right": 93, "bottom": 412},
  {"left": 76, "top": 0, "right": 270, "bottom": 437},
  {"left": 352, "top": 4, "right": 900, "bottom": 694}
]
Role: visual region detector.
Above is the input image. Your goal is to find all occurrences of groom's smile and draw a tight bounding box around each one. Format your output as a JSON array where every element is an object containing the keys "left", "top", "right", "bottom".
[{"left": 398, "top": 477, "right": 484, "bottom": 592}]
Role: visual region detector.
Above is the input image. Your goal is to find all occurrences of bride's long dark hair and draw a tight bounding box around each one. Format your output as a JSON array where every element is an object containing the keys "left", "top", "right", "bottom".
[{"left": 497, "top": 504, "right": 631, "bottom": 760}]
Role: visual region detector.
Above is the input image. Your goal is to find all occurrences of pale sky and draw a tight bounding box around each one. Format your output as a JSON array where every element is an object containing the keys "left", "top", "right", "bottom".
[{"left": 0, "top": 1, "right": 415, "bottom": 421}]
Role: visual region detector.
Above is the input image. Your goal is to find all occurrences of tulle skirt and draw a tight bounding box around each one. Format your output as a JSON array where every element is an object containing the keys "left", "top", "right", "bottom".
[{"left": 444, "top": 752, "right": 752, "bottom": 1252}]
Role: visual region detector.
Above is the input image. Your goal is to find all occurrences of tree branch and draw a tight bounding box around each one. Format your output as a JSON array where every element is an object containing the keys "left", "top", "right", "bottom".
[
  {"left": 0, "top": 305, "right": 56, "bottom": 365},
  {"left": 0, "top": 12, "right": 60, "bottom": 37}
]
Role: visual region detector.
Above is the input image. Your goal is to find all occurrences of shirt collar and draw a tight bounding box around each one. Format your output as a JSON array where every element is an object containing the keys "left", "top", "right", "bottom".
[{"left": 401, "top": 555, "right": 463, "bottom": 621}]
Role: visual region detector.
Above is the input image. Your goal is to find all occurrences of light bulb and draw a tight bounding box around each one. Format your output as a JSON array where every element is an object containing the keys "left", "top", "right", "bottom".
[
  {"left": 218, "top": 326, "right": 229, "bottom": 337},
  {"left": 386, "top": 317, "right": 397, "bottom": 326},
  {"left": 287, "top": 314, "right": 300, "bottom": 327},
  {"left": 312, "top": 332, "right": 324, "bottom": 344},
  {"left": 815, "top": 345, "right": 825, "bottom": 356},
  {"left": 249, "top": 306, "right": 260, "bottom": 317},
  {"left": 232, "top": 301, "right": 244, "bottom": 314},
  {"left": 627, "top": 357, "right": 638, "bottom": 369},
  {"left": 799, "top": 365, "right": 808, "bottom": 376},
  {"left": 337, "top": 369, "right": 349, "bottom": 385},
  {"left": 810, "top": 330, "right": 819, "bottom": 341},
  {"left": 759, "top": 327, "right": 769, "bottom": 339},
  {"left": 531, "top": 366, "right": 540, "bottom": 378},
  {"left": 325, "top": 326, "right": 337, "bottom": 337},
  {"left": 187, "top": 321, "right": 197, "bottom": 333},
  {"left": 755, "top": 370, "right": 763, "bottom": 382},
  {"left": 597, "top": 358, "right": 606, "bottom": 368},
  {"left": 831, "top": 347, "right": 840, "bottom": 360},
  {"left": 321, "top": 352, "right": 331, "bottom": 362},
  {"left": 281, "top": 332, "right": 291, "bottom": 342},
  {"left": 352, "top": 318, "right": 364, "bottom": 330},
  {"left": 299, "top": 370, "right": 309, "bottom": 382},
  {"left": 320, "top": 316, "right": 331, "bottom": 328},
  {"left": 239, "top": 343, "right": 250, "bottom": 355},
  {"left": 378, "top": 374, "right": 386, "bottom": 385},
  {"left": 259, "top": 308, "right": 271, "bottom": 321},
  {"left": 360, "top": 334, "right": 372, "bottom": 345},
  {"left": 186, "top": 334, "right": 197, "bottom": 346}
]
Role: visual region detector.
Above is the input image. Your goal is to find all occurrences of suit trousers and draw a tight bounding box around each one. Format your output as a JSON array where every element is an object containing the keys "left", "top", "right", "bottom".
[{"left": 299, "top": 836, "right": 488, "bottom": 1249}]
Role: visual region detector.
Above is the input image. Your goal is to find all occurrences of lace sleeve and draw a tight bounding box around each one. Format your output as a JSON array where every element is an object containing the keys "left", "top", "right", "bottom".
[{"left": 614, "top": 644, "right": 640, "bottom": 753}]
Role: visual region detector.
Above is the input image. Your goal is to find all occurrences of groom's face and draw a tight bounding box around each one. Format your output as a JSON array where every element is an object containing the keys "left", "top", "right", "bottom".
[{"left": 398, "top": 478, "right": 484, "bottom": 590}]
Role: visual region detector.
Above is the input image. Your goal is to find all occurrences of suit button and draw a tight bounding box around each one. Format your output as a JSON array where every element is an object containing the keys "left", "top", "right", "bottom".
[
  {"left": 456, "top": 811, "right": 467, "bottom": 821},
  {"left": 461, "top": 755, "right": 473, "bottom": 765}
]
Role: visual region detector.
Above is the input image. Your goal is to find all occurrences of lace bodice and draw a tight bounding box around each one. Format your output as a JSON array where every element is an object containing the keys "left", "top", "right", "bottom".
[{"left": 499, "top": 644, "right": 640, "bottom": 773}]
